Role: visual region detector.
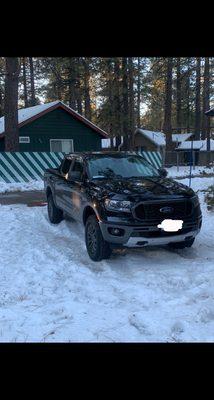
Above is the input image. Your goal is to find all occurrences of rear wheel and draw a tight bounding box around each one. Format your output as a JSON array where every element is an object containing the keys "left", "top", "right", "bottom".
[
  {"left": 85, "top": 215, "right": 112, "bottom": 261},
  {"left": 168, "top": 238, "right": 195, "bottom": 249},
  {"left": 47, "top": 193, "right": 63, "bottom": 224}
]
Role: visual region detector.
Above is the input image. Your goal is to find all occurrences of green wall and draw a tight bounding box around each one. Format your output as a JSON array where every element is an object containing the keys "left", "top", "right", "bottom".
[
  {"left": 0, "top": 138, "right": 4, "bottom": 151},
  {"left": 1, "top": 108, "right": 102, "bottom": 152}
]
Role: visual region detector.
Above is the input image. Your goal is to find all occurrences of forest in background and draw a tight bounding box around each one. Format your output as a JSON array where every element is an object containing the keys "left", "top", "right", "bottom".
[{"left": 1, "top": 57, "right": 214, "bottom": 151}]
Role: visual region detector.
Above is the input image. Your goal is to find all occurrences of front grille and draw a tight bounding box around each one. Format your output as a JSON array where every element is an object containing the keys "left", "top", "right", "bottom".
[{"left": 133, "top": 200, "right": 193, "bottom": 221}]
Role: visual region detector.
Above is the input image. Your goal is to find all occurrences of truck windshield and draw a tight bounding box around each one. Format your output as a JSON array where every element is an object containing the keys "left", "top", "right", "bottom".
[{"left": 87, "top": 154, "right": 160, "bottom": 179}]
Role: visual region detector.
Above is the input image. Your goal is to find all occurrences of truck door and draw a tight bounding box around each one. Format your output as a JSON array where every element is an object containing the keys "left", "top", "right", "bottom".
[
  {"left": 54, "top": 157, "right": 75, "bottom": 213},
  {"left": 67, "top": 157, "right": 86, "bottom": 221}
]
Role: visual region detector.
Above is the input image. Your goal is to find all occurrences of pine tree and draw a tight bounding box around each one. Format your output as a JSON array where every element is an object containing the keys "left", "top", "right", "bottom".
[
  {"left": 176, "top": 58, "right": 182, "bottom": 133},
  {"left": 137, "top": 57, "right": 141, "bottom": 127},
  {"left": 163, "top": 58, "right": 173, "bottom": 150},
  {"left": 128, "top": 57, "right": 135, "bottom": 148},
  {"left": 201, "top": 57, "right": 210, "bottom": 143},
  {"left": 194, "top": 57, "right": 201, "bottom": 139},
  {"left": 82, "top": 57, "right": 92, "bottom": 120},
  {"left": 22, "top": 57, "right": 29, "bottom": 107},
  {"left": 4, "top": 57, "right": 20, "bottom": 151},
  {"left": 121, "top": 57, "right": 129, "bottom": 149},
  {"left": 29, "top": 57, "right": 36, "bottom": 106}
]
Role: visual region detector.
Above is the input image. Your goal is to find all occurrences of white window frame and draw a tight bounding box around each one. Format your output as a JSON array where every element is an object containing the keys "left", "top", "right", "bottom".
[
  {"left": 19, "top": 136, "right": 30, "bottom": 143},
  {"left": 50, "top": 139, "right": 74, "bottom": 153}
]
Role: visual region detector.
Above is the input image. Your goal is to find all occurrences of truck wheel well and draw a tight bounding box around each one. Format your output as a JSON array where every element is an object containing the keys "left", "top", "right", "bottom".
[
  {"left": 46, "top": 186, "right": 52, "bottom": 199},
  {"left": 83, "top": 206, "right": 96, "bottom": 225}
]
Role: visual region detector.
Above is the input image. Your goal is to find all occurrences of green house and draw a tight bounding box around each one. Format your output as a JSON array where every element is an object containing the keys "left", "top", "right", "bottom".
[{"left": 0, "top": 100, "right": 108, "bottom": 152}]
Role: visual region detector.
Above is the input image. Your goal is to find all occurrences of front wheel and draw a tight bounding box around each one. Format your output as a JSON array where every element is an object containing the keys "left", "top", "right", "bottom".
[
  {"left": 168, "top": 237, "right": 195, "bottom": 249},
  {"left": 85, "top": 215, "right": 112, "bottom": 261},
  {"left": 47, "top": 193, "right": 63, "bottom": 224}
]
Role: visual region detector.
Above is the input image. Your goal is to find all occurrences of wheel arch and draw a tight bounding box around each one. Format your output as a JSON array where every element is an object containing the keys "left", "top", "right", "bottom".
[
  {"left": 83, "top": 206, "right": 98, "bottom": 226},
  {"left": 46, "top": 186, "right": 52, "bottom": 199}
]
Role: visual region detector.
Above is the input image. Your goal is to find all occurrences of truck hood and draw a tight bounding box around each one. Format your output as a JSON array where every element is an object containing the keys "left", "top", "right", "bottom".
[{"left": 91, "top": 176, "right": 195, "bottom": 199}]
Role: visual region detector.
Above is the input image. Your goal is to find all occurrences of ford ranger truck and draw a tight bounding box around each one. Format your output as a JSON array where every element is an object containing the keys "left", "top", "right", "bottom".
[{"left": 44, "top": 152, "right": 202, "bottom": 261}]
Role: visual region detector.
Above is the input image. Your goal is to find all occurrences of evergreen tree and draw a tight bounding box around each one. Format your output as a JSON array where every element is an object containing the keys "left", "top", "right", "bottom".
[{"left": 4, "top": 57, "right": 20, "bottom": 151}]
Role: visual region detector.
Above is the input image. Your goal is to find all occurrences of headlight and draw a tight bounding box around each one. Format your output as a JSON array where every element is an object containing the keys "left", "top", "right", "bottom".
[{"left": 104, "top": 199, "right": 131, "bottom": 213}]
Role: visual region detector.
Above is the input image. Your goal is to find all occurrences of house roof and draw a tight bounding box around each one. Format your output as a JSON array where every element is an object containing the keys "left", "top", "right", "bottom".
[
  {"left": 0, "top": 100, "right": 108, "bottom": 138},
  {"left": 135, "top": 129, "right": 193, "bottom": 146},
  {"left": 177, "top": 139, "right": 214, "bottom": 151},
  {"left": 205, "top": 107, "right": 214, "bottom": 116}
]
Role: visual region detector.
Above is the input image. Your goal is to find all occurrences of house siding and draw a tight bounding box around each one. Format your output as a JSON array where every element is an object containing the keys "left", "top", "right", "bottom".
[{"left": 1, "top": 108, "right": 102, "bottom": 152}]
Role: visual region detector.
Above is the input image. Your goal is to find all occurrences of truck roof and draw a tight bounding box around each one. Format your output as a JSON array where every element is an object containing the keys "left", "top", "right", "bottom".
[{"left": 65, "top": 151, "right": 139, "bottom": 159}]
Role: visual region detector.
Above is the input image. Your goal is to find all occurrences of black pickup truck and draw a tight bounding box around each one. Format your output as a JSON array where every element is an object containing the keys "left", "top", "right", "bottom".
[{"left": 44, "top": 152, "right": 202, "bottom": 261}]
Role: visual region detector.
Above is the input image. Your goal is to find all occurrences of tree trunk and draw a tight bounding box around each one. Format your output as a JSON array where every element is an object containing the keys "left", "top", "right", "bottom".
[
  {"left": 113, "top": 58, "right": 121, "bottom": 148},
  {"left": 194, "top": 57, "right": 201, "bottom": 139},
  {"left": 0, "top": 85, "right": 3, "bottom": 117},
  {"left": 137, "top": 57, "right": 141, "bottom": 127},
  {"left": 68, "top": 58, "right": 76, "bottom": 110},
  {"left": 82, "top": 58, "right": 91, "bottom": 120},
  {"left": 29, "top": 57, "right": 36, "bottom": 106},
  {"left": 186, "top": 58, "right": 190, "bottom": 132},
  {"left": 163, "top": 58, "right": 173, "bottom": 151},
  {"left": 76, "top": 58, "right": 83, "bottom": 115},
  {"left": 23, "top": 57, "right": 29, "bottom": 107},
  {"left": 201, "top": 57, "right": 210, "bottom": 143},
  {"left": 176, "top": 57, "right": 182, "bottom": 133},
  {"left": 106, "top": 59, "right": 114, "bottom": 143},
  {"left": 128, "top": 57, "right": 135, "bottom": 148},
  {"left": 4, "top": 57, "right": 20, "bottom": 151},
  {"left": 121, "top": 57, "right": 129, "bottom": 149}
]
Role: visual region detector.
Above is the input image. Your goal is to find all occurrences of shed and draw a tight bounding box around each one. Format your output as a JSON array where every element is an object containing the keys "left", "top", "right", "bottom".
[
  {"left": 134, "top": 129, "right": 193, "bottom": 152},
  {"left": 0, "top": 101, "right": 108, "bottom": 152},
  {"left": 176, "top": 139, "right": 214, "bottom": 165},
  {"left": 176, "top": 139, "right": 214, "bottom": 152}
]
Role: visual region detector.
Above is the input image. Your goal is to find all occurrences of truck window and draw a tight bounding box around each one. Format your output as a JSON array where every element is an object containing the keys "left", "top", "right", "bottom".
[
  {"left": 72, "top": 159, "right": 84, "bottom": 179},
  {"left": 61, "top": 158, "right": 73, "bottom": 175}
]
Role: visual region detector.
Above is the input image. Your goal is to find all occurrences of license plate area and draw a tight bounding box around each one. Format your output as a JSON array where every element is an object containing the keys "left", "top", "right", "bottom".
[{"left": 157, "top": 219, "right": 183, "bottom": 232}]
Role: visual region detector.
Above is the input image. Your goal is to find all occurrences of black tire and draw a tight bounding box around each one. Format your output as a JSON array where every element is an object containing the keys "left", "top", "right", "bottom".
[
  {"left": 168, "top": 238, "right": 195, "bottom": 249},
  {"left": 85, "top": 215, "right": 112, "bottom": 261},
  {"left": 47, "top": 193, "right": 63, "bottom": 224}
]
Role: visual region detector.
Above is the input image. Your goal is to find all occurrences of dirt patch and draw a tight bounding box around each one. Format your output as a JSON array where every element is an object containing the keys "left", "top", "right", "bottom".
[{"left": 0, "top": 190, "right": 46, "bottom": 206}]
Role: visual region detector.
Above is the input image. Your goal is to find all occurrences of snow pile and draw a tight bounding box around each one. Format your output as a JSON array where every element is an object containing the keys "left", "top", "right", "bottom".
[
  {"left": 0, "top": 180, "right": 44, "bottom": 194},
  {"left": 167, "top": 165, "right": 214, "bottom": 178},
  {"left": 0, "top": 176, "right": 214, "bottom": 342}
]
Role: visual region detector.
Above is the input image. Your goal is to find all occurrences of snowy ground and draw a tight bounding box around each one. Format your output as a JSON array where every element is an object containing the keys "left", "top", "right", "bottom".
[
  {"left": 166, "top": 165, "right": 214, "bottom": 178},
  {"left": 0, "top": 176, "right": 214, "bottom": 342},
  {"left": 0, "top": 180, "right": 44, "bottom": 194}
]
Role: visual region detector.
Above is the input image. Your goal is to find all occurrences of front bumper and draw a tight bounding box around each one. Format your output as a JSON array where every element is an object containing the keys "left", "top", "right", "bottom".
[
  {"left": 99, "top": 218, "right": 201, "bottom": 247},
  {"left": 125, "top": 230, "right": 199, "bottom": 247}
]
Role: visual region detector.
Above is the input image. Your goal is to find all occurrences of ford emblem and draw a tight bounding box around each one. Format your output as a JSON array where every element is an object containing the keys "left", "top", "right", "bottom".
[{"left": 160, "top": 206, "right": 174, "bottom": 213}]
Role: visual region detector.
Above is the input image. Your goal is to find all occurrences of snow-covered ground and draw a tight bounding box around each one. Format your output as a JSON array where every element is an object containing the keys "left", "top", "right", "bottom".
[
  {"left": 0, "top": 176, "right": 214, "bottom": 342},
  {"left": 0, "top": 180, "right": 44, "bottom": 194},
  {"left": 167, "top": 165, "right": 214, "bottom": 178}
]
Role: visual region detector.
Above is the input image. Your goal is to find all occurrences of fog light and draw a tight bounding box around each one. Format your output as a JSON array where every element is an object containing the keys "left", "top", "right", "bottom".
[{"left": 108, "top": 227, "right": 125, "bottom": 236}]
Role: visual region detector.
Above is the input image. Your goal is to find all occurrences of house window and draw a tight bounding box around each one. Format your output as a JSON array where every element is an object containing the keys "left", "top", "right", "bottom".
[
  {"left": 50, "top": 139, "right": 74, "bottom": 153},
  {"left": 19, "top": 136, "right": 30, "bottom": 143}
]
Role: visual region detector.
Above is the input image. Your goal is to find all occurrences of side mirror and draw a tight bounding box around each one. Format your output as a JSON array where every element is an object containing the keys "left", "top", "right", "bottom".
[
  {"left": 158, "top": 168, "right": 168, "bottom": 178},
  {"left": 67, "top": 170, "right": 82, "bottom": 181}
]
